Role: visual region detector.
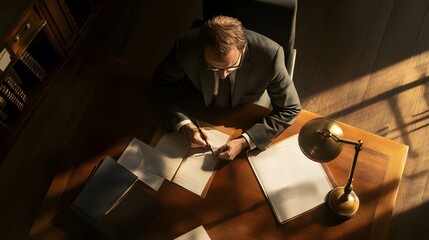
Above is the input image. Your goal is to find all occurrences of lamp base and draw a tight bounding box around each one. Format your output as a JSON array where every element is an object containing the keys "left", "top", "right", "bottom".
[{"left": 327, "top": 187, "right": 359, "bottom": 218}]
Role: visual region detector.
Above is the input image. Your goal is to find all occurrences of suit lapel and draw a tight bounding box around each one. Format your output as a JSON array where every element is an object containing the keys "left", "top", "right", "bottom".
[
  {"left": 199, "top": 58, "right": 215, "bottom": 106},
  {"left": 232, "top": 51, "right": 253, "bottom": 107}
]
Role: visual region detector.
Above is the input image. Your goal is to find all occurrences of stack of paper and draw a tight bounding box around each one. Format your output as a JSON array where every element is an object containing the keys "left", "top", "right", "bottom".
[{"left": 118, "top": 127, "right": 230, "bottom": 196}]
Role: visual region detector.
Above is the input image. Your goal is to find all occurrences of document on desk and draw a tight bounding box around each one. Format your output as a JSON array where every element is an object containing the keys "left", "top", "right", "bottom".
[
  {"left": 119, "top": 126, "right": 230, "bottom": 196},
  {"left": 118, "top": 137, "right": 184, "bottom": 191},
  {"left": 174, "top": 225, "right": 211, "bottom": 240},
  {"left": 169, "top": 128, "right": 229, "bottom": 196},
  {"left": 247, "top": 134, "right": 334, "bottom": 224}
]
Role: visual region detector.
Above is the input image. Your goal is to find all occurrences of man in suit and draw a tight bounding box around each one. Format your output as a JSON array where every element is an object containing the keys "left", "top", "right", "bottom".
[{"left": 153, "top": 15, "right": 301, "bottom": 160}]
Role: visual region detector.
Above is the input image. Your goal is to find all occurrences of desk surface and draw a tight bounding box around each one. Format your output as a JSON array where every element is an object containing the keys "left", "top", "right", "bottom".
[{"left": 29, "top": 77, "right": 408, "bottom": 240}]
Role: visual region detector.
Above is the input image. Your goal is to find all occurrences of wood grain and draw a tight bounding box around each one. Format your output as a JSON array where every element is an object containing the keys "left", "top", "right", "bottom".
[{"left": 0, "top": 0, "right": 427, "bottom": 239}]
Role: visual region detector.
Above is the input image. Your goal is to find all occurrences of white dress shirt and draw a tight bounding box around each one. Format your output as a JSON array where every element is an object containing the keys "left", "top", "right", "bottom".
[{"left": 176, "top": 70, "right": 256, "bottom": 150}]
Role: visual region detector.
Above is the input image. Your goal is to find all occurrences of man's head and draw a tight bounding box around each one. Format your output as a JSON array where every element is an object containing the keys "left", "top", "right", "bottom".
[{"left": 200, "top": 16, "right": 247, "bottom": 79}]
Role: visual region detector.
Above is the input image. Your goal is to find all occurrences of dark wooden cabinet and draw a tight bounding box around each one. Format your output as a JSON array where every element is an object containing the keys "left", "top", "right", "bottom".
[
  {"left": 38, "top": 0, "right": 102, "bottom": 53},
  {"left": 0, "top": 0, "right": 102, "bottom": 162}
]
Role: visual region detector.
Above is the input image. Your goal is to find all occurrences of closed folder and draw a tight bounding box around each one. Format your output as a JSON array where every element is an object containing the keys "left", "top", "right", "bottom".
[
  {"left": 71, "top": 156, "right": 139, "bottom": 223},
  {"left": 97, "top": 184, "right": 163, "bottom": 240},
  {"left": 70, "top": 156, "right": 163, "bottom": 239}
]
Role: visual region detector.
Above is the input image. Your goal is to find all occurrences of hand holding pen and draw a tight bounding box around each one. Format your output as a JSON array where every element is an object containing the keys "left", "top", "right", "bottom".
[{"left": 193, "top": 120, "right": 215, "bottom": 154}]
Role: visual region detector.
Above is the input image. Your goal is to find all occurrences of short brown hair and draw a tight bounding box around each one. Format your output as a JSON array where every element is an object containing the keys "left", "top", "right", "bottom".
[{"left": 199, "top": 16, "right": 247, "bottom": 56}]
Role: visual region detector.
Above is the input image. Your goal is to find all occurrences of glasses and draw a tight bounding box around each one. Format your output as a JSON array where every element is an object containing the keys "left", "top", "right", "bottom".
[{"left": 204, "top": 50, "right": 244, "bottom": 72}]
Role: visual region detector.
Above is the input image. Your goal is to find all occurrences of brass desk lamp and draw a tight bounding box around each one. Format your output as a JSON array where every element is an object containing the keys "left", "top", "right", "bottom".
[{"left": 298, "top": 117, "right": 363, "bottom": 218}]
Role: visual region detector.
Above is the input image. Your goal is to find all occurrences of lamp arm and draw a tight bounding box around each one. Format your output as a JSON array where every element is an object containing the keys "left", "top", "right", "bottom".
[
  {"left": 320, "top": 130, "right": 364, "bottom": 195},
  {"left": 321, "top": 131, "right": 361, "bottom": 146},
  {"left": 329, "top": 133, "right": 361, "bottom": 147},
  {"left": 337, "top": 138, "right": 363, "bottom": 195}
]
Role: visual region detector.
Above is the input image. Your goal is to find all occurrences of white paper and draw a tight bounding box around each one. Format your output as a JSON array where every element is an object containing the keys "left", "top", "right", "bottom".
[
  {"left": 121, "top": 138, "right": 182, "bottom": 180},
  {"left": 0, "top": 48, "right": 11, "bottom": 71},
  {"left": 119, "top": 127, "right": 229, "bottom": 195},
  {"left": 171, "top": 149, "right": 217, "bottom": 195},
  {"left": 174, "top": 225, "right": 211, "bottom": 240},
  {"left": 154, "top": 131, "right": 189, "bottom": 159},
  {"left": 247, "top": 134, "right": 333, "bottom": 223},
  {"left": 170, "top": 129, "right": 229, "bottom": 196},
  {"left": 118, "top": 137, "right": 184, "bottom": 191}
]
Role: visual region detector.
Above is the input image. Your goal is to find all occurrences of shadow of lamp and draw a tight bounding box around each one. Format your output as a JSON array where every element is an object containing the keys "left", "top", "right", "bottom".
[{"left": 298, "top": 117, "right": 363, "bottom": 218}]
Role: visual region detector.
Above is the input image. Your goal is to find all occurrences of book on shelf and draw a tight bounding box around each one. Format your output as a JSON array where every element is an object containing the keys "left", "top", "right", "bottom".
[
  {"left": 0, "top": 95, "right": 9, "bottom": 128},
  {"left": 0, "top": 83, "right": 24, "bottom": 113},
  {"left": 4, "top": 72, "right": 26, "bottom": 102},
  {"left": 0, "top": 103, "right": 9, "bottom": 140},
  {"left": 246, "top": 134, "right": 336, "bottom": 224},
  {"left": 0, "top": 108, "right": 7, "bottom": 121},
  {"left": 0, "top": 96, "right": 7, "bottom": 110},
  {"left": 9, "top": 68, "right": 23, "bottom": 85},
  {"left": 19, "top": 51, "right": 46, "bottom": 81},
  {"left": 118, "top": 122, "right": 232, "bottom": 197}
]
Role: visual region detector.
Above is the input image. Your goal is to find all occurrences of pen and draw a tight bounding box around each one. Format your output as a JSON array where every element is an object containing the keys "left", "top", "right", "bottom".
[{"left": 194, "top": 120, "right": 215, "bottom": 155}]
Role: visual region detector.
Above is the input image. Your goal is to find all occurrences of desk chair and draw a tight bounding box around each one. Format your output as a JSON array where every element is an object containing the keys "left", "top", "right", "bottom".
[{"left": 201, "top": 0, "right": 298, "bottom": 79}]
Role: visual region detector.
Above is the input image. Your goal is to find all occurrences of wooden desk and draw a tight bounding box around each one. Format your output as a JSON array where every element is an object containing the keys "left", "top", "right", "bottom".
[
  {"left": 29, "top": 75, "right": 408, "bottom": 240},
  {"left": 140, "top": 109, "right": 408, "bottom": 240}
]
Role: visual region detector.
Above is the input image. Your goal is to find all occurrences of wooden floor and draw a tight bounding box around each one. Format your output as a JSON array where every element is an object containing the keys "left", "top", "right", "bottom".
[{"left": 0, "top": 0, "right": 428, "bottom": 239}]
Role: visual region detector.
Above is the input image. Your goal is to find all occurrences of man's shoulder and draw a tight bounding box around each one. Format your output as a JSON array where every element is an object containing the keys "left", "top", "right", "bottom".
[
  {"left": 174, "top": 29, "right": 201, "bottom": 64},
  {"left": 176, "top": 29, "right": 201, "bottom": 53},
  {"left": 246, "top": 30, "right": 281, "bottom": 57},
  {"left": 246, "top": 30, "right": 280, "bottom": 50},
  {"left": 178, "top": 28, "right": 200, "bottom": 42}
]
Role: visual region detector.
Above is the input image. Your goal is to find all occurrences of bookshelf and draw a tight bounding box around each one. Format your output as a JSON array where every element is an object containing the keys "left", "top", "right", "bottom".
[
  {"left": 0, "top": 3, "right": 58, "bottom": 146},
  {"left": 0, "top": 0, "right": 103, "bottom": 162},
  {"left": 38, "top": 0, "right": 103, "bottom": 53}
]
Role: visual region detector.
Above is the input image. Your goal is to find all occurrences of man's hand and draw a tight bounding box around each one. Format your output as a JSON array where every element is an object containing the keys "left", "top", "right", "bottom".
[
  {"left": 217, "top": 137, "right": 249, "bottom": 161},
  {"left": 181, "top": 122, "right": 210, "bottom": 148}
]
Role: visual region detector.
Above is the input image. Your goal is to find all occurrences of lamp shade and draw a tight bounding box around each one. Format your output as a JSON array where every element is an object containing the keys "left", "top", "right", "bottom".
[{"left": 298, "top": 118, "right": 344, "bottom": 163}]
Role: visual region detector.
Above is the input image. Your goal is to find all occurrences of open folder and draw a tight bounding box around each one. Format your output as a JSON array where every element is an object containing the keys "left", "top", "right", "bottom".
[
  {"left": 118, "top": 125, "right": 231, "bottom": 197},
  {"left": 247, "top": 134, "right": 336, "bottom": 224}
]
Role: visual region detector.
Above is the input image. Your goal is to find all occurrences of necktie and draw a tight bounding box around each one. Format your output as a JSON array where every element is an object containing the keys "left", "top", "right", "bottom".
[{"left": 213, "top": 77, "right": 231, "bottom": 107}]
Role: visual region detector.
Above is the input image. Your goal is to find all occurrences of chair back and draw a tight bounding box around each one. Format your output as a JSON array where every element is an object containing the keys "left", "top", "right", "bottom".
[{"left": 202, "top": 0, "right": 297, "bottom": 57}]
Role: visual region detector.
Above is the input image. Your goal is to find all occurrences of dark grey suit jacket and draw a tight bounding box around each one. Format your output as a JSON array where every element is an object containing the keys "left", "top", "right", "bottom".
[{"left": 153, "top": 29, "right": 301, "bottom": 150}]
